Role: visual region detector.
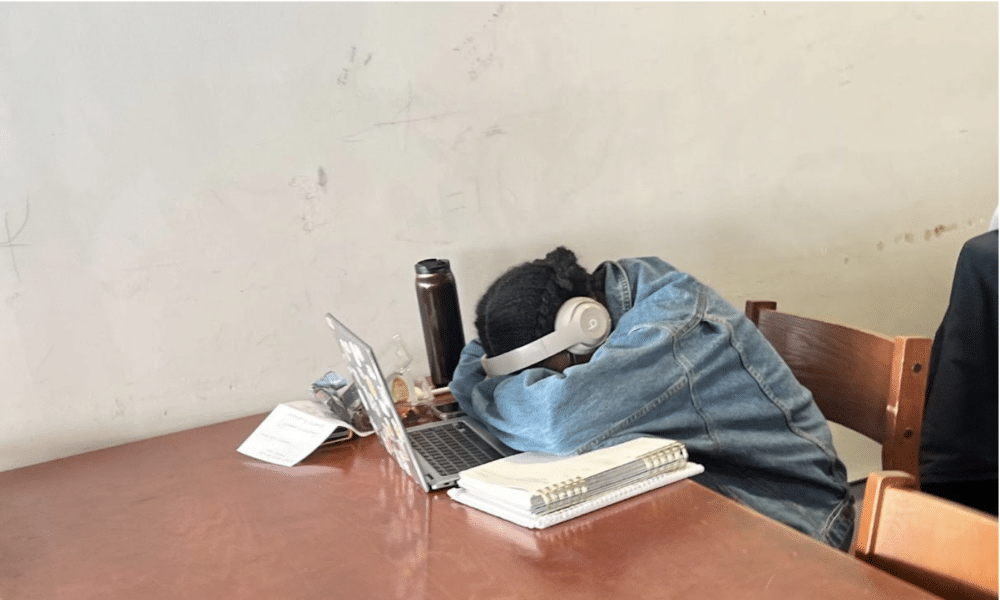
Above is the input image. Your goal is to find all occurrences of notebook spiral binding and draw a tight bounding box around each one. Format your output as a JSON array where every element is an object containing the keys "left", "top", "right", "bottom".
[
  {"left": 537, "top": 476, "right": 588, "bottom": 506},
  {"left": 640, "top": 443, "right": 687, "bottom": 473},
  {"left": 531, "top": 442, "right": 689, "bottom": 514}
]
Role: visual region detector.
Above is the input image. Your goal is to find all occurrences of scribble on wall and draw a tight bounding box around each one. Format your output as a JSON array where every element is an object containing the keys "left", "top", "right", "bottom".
[
  {"left": 452, "top": 3, "right": 506, "bottom": 81},
  {"left": 290, "top": 170, "right": 330, "bottom": 232},
  {"left": 1, "top": 197, "right": 29, "bottom": 280},
  {"left": 341, "top": 110, "right": 461, "bottom": 143},
  {"left": 337, "top": 45, "right": 374, "bottom": 87}
]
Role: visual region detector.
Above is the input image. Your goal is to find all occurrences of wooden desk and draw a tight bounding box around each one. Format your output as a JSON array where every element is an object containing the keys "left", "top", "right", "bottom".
[{"left": 1, "top": 414, "right": 942, "bottom": 600}]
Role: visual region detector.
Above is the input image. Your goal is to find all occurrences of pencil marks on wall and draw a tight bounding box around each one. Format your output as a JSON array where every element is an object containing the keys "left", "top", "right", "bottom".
[
  {"left": 289, "top": 168, "right": 328, "bottom": 232},
  {"left": 341, "top": 111, "right": 462, "bottom": 143},
  {"left": 453, "top": 4, "right": 506, "bottom": 81},
  {"left": 337, "top": 45, "right": 374, "bottom": 87},
  {"left": 1, "top": 197, "right": 30, "bottom": 281},
  {"left": 370, "top": 112, "right": 462, "bottom": 129},
  {"left": 112, "top": 398, "right": 126, "bottom": 420},
  {"left": 837, "top": 64, "right": 855, "bottom": 88},
  {"left": 317, "top": 167, "right": 328, "bottom": 192}
]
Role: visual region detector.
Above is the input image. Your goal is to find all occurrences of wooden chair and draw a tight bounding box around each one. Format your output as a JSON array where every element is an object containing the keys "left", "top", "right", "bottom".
[
  {"left": 745, "top": 301, "right": 932, "bottom": 485},
  {"left": 853, "top": 471, "right": 999, "bottom": 600}
]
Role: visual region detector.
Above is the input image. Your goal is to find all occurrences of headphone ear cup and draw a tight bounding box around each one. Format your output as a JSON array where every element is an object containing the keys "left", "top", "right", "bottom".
[
  {"left": 555, "top": 297, "right": 612, "bottom": 354},
  {"left": 480, "top": 296, "right": 612, "bottom": 377}
]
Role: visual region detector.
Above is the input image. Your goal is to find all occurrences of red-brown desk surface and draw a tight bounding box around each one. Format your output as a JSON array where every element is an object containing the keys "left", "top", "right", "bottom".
[{"left": 1, "top": 414, "right": 941, "bottom": 600}]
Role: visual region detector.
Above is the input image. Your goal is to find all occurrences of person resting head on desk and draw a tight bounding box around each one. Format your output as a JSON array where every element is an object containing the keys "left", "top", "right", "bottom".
[{"left": 449, "top": 247, "right": 855, "bottom": 551}]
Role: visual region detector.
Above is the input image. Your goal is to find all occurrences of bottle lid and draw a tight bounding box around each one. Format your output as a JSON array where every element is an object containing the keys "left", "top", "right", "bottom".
[{"left": 415, "top": 258, "right": 451, "bottom": 274}]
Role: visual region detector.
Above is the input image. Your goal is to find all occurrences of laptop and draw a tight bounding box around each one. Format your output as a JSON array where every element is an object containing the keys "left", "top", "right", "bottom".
[{"left": 325, "top": 313, "right": 515, "bottom": 491}]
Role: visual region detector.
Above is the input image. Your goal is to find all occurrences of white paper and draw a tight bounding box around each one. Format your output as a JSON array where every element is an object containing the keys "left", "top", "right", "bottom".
[{"left": 237, "top": 401, "right": 347, "bottom": 467}]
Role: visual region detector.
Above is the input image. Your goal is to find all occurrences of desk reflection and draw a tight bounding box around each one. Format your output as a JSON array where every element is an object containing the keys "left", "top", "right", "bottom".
[{"left": 1, "top": 415, "right": 943, "bottom": 600}]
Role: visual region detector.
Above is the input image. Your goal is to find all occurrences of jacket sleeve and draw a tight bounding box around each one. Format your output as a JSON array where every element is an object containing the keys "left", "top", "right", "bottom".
[{"left": 449, "top": 339, "right": 488, "bottom": 413}]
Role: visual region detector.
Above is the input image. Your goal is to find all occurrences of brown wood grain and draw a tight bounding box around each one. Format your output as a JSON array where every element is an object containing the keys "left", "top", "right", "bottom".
[{"left": 1, "top": 416, "right": 944, "bottom": 600}]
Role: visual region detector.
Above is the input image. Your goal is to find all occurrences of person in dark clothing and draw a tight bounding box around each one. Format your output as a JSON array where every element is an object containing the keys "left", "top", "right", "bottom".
[{"left": 920, "top": 229, "right": 998, "bottom": 515}]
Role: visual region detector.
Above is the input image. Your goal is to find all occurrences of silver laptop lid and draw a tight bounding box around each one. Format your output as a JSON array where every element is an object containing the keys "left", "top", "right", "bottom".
[{"left": 325, "top": 313, "right": 431, "bottom": 492}]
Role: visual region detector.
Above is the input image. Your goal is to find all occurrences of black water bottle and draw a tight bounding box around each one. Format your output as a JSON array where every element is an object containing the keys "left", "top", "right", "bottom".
[{"left": 415, "top": 258, "right": 466, "bottom": 388}]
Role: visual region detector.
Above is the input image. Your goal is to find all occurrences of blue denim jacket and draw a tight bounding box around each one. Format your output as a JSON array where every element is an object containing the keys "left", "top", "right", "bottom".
[{"left": 451, "top": 257, "right": 855, "bottom": 550}]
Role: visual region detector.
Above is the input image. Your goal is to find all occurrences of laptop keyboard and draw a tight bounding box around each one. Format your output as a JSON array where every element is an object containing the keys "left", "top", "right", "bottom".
[{"left": 409, "top": 421, "right": 504, "bottom": 476}]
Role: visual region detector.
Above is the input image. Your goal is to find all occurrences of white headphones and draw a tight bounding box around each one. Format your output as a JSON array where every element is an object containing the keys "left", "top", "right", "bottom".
[{"left": 480, "top": 297, "right": 612, "bottom": 377}]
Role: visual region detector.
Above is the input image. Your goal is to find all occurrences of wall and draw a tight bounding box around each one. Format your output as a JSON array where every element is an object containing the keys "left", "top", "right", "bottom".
[{"left": 0, "top": 3, "right": 996, "bottom": 473}]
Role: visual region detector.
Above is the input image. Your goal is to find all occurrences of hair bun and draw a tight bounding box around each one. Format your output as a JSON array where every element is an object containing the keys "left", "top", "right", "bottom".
[
  {"left": 543, "top": 246, "right": 578, "bottom": 271},
  {"left": 540, "top": 246, "right": 583, "bottom": 295},
  {"left": 475, "top": 245, "right": 594, "bottom": 358}
]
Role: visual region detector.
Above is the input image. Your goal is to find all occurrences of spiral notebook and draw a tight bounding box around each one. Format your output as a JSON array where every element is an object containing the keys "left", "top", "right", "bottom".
[{"left": 447, "top": 437, "right": 704, "bottom": 529}]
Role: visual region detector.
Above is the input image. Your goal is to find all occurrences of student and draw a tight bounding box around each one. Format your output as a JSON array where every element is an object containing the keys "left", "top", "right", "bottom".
[
  {"left": 920, "top": 227, "right": 998, "bottom": 515},
  {"left": 450, "top": 247, "right": 855, "bottom": 550}
]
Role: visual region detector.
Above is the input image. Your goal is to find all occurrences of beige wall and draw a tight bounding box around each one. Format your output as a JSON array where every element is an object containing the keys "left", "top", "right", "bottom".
[{"left": 0, "top": 3, "right": 996, "bottom": 472}]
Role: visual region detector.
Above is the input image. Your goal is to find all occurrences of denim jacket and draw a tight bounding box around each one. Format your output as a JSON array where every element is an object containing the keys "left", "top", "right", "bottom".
[{"left": 450, "top": 257, "right": 855, "bottom": 550}]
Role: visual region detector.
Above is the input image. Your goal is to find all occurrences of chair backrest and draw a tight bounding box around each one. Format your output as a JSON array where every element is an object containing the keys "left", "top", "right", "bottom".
[
  {"left": 745, "top": 300, "right": 931, "bottom": 484},
  {"left": 853, "top": 471, "right": 999, "bottom": 600}
]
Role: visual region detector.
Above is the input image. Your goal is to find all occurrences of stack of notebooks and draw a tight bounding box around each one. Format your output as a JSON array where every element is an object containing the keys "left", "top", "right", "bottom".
[{"left": 447, "top": 437, "right": 704, "bottom": 529}]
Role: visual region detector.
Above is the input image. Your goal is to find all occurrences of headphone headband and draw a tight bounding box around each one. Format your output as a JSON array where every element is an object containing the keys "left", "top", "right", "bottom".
[{"left": 481, "top": 297, "right": 611, "bottom": 377}]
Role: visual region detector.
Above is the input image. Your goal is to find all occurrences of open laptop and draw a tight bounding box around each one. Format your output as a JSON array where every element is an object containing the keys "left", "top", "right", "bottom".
[{"left": 325, "top": 313, "right": 515, "bottom": 492}]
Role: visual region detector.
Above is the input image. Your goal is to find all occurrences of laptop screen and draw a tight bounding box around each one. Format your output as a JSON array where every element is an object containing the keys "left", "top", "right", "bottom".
[{"left": 326, "top": 314, "right": 429, "bottom": 490}]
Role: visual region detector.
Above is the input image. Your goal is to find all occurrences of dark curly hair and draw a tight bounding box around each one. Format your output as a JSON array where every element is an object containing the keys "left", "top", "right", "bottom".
[{"left": 475, "top": 246, "right": 606, "bottom": 357}]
